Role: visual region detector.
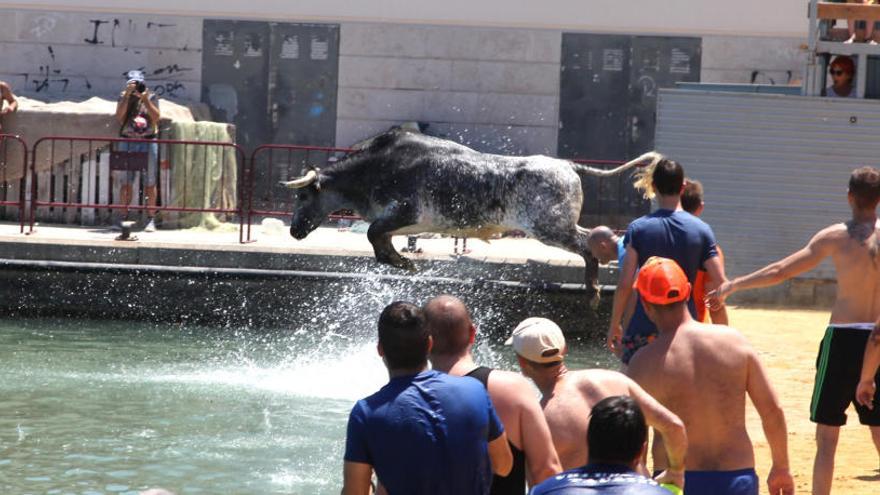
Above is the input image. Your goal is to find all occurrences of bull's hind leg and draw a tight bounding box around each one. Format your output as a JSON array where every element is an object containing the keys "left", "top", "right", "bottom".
[
  {"left": 367, "top": 200, "right": 419, "bottom": 272},
  {"left": 532, "top": 223, "right": 599, "bottom": 295}
]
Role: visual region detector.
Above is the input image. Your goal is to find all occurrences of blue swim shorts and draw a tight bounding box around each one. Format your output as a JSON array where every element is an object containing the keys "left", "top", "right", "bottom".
[{"left": 684, "top": 468, "right": 758, "bottom": 495}]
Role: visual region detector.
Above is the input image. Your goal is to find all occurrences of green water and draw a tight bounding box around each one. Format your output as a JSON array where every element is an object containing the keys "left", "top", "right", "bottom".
[{"left": 0, "top": 318, "right": 614, "bottom": 494}]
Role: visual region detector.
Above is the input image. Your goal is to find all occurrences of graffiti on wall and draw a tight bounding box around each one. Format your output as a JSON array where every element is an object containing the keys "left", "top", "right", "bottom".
[{"left": 15, "top": 16, "right": 198, "bottom": 100}]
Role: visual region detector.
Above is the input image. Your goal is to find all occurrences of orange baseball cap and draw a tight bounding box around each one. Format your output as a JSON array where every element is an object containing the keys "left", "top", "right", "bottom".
[{"left": 634, "top": 257, "right": 691, "bottom": 305}]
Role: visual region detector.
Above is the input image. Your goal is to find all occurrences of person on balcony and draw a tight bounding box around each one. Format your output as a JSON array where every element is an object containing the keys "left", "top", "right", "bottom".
[
  {"left": 826, "top": 56, "right": 857, "bottom": 98},
  {"left": 844, "top": 0, "right": 880, "bottom": 44}
]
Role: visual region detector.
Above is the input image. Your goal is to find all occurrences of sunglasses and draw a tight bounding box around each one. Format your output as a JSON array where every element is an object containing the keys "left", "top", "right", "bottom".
[{"left": 830, "top": 69, "right": 848, "bottom": 76}]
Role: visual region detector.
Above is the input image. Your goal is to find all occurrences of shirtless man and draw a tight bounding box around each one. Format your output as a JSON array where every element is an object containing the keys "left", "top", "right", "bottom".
[
  {"left": 506, "top": 316, "right": 687, "bottom": 490},
  {"left": 857, "top": 318, "right": 880, "bottom": 411},
  {"left": 425, "top": 295, "right": 562, "bottom": 493},
  {"left": 712, "top": 167, "right": 880, "bottom": 495},
  {"left": 0, "top": 81, "right": 19, "bottom": 130},
  {"left": 630, "top": 257, "right": 794, "bottom": 495}
]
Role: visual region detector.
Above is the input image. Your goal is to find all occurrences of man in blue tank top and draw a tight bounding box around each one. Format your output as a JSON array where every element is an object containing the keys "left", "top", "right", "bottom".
[
  {"left": 530, "top": 396, "right": 674, "bottom": 495},
  {"left": 606, "top": 156, "right": 727, "bottom": 364},
  {"left": 342, "top": 301, "right": 512, "bottom": 495}
]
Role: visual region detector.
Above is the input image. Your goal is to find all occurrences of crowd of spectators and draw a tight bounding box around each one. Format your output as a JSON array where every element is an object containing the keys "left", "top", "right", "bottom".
[{"left": 341, "top": 157, "right": 880, "bottom": 495}]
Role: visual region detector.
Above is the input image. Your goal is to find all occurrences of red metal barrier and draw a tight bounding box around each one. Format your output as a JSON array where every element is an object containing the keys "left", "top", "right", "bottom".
[
  {"left": 29, "top": 136, "right": 248, "bottom": 242},
  {"left": 246, "top": 144, "right": 357, "bottom": 242},
  {"left": 0, "top": 134, "right": 28, "bottom": 233}
]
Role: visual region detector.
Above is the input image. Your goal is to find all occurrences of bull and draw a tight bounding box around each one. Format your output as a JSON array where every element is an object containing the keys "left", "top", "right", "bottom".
[{"left": 282, "top": 129, "right": 655, "bottom": 289}]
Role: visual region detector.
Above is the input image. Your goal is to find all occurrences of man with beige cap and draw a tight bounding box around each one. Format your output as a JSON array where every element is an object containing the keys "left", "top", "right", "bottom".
[{"left": 507, "top": 316, "right": 687, "bottom": 489}]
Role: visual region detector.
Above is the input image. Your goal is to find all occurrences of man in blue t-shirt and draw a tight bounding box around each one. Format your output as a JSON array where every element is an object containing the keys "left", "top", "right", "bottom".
[
  {"left": 343, "top": 301, "right": 512, "bottom": 495},
  {"left": 530, "top": 396, "right": 674, "bottom": 495},
  {"left": 607, "top": 157, "right": 727, "bottom": 364}
]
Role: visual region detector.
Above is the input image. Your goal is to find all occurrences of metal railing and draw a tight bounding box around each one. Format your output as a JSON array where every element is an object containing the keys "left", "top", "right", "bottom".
[
  {"left": 4, "top": 135, "right": 636, "bottom": 244},
  {"left": 28, "top": 136, "right": 248, "bottom": 242},
  {"left": 0, "top": 134, "right": 29, "bottom": 233}
]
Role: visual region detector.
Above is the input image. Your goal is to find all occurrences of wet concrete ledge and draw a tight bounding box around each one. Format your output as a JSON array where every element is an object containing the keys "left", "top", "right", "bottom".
[{"left": 0, "top": 225, "right": 614, "bottom": 331}]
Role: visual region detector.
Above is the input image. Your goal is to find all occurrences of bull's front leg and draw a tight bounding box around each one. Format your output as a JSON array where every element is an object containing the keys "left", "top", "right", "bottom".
[{"left": 367, "top": 200, "right": 420, "bottom": 272}]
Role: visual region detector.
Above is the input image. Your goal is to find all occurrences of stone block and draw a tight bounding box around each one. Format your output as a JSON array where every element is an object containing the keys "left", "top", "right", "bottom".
[
  {"left": 14, "top": 10, "right": 202, "bottom": 51},
  {"left": 340, "top": 23, "right": 428, "bottom": 58},
  {"left": 425, "top": 26, "right": 561, "bottom": 63},
  {"left": 339, "top": 56, "right": 452, "bottom": 91},
  {"left": 426, "top": 122, "right": 556, "bottom": 155},
  {"left": 0, "top": 11, "right": 18, "bottom": 42},
  {"left": 337, "top": 88, "right": 425, "bottom": 121},
  {"left": 474, "top": 93, "right": 558, "bottom": 127},
  {"left": 451, "top": 60, "right": 559, "bottom": 95},
  {"left": 335, "top": 118, "right": 399, "bottom": 148},
  {"left": 422, "top": 91, "right": 481, "bottom": 123},
  {"left": 702, "top": 35, "right": 805, "bottom": 72}
]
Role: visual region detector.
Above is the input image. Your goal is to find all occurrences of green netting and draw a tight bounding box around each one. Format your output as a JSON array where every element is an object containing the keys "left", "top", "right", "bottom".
[{"left": 163, "top": 122, "right": 237, "bottom": 229}]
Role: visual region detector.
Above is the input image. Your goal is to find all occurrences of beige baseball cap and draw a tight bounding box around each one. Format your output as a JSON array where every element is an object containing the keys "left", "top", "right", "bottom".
[{"left": 504, "top": 317, "right": 566, "bottom": 363}]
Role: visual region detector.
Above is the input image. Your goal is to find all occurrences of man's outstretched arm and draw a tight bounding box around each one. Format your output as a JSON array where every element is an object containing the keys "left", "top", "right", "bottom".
[
  {"left": 709, "top": 228, "right": 834, "bottom": 306},
  {"left": 857, "top": 318, "right": 880, "bottom": 409},
  {"left": 703, "top": 255, "right": 729, "bottom": 324}
]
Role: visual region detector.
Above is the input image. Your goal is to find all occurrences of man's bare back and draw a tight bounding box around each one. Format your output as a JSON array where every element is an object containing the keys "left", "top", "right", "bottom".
[
  {"left": 541, "top": 369, "right": 683, "bottom": 472},
  {"left": 628, "top": 321, "right": 759, "bottom": 471},
  {"left": 827, "top": 221, "right": 880, "bottom": 323},
  {"left": 541, "top": 369, "right": 631, "bottom": 469}
]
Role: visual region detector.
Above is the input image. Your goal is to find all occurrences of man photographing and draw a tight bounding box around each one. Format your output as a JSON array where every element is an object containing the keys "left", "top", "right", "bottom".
[{"left": 114, "top": 70, "right": 160, "bottom": 232}]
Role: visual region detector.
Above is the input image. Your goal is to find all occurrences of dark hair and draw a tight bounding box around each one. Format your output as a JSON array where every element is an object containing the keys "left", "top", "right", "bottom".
[
  {"left": 652, "top": 158, "right": 685, "bottom": 196},
  {"left": 681, "top": 179, "right": 704, "bottom": 214},
  {"left": 849, "top": 167, "right": 880, "bottom": 210},
  {"left": 378, "top": 301, "right": 429, "bottom": 370},
  {"left": 587, "top": 396, "right": 648, "bottom": 465}
]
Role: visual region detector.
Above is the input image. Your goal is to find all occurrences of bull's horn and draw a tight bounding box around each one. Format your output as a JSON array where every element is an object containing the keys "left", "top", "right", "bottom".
[{"left": 281, "top": 169, "right": 318, "bottom": 189}]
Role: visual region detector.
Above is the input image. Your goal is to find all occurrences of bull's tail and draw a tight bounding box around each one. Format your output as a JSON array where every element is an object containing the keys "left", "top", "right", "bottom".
[{"left": 570, "top": 151, "right": 664, "bottom": 178}]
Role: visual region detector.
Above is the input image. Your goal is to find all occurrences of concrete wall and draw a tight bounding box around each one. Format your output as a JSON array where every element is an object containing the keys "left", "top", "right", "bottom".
[
  {"left": 335, "top": 23, "right": 561, "bottom": 153},
  {"left": 0, "top": 7, "right": 809, "bottom": 155},
  {"left": 701, "top": 35, "right": 807, "bottom": 85},
  {"left": 8, "top": 0, "right": 808, "bottom": 37},
  {"left": 0, "top": 10, "right": 202, "bottom": 101}
]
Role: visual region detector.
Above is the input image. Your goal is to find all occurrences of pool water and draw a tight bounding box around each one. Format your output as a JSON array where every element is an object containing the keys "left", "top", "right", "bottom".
[{"left": 0, "top": 316, "right": 614, "bottom": 494}]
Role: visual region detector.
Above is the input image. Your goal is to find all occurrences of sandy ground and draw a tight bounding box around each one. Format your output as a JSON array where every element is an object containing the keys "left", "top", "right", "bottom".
[{"left": 731, "top": 307, "right": 880, "bottom": 494}]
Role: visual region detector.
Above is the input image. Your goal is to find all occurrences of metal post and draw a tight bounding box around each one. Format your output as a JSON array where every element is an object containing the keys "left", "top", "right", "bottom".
[{"left": 857, "top": 53, "right": 869, "bottom": 98}]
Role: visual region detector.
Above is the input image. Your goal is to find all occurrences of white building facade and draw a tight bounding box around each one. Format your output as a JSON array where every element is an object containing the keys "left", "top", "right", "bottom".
[{"left": 0, "top": 1, "right": 809, "bottom": 155}]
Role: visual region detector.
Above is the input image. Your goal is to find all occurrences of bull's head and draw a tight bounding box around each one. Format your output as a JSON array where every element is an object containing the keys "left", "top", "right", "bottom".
[{"left": 282, "top": 168, "right": 328, "bottom": 240}]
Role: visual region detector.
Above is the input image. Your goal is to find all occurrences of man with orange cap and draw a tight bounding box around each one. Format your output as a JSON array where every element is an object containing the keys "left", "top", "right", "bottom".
[{"left": 627, "top": 257, "right": 794, "bottom": 495}]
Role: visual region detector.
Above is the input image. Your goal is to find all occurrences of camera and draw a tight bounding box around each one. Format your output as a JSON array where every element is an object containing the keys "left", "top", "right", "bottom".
[{"left": 136, "top": 82, "right": 147, "bottom": 93}]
